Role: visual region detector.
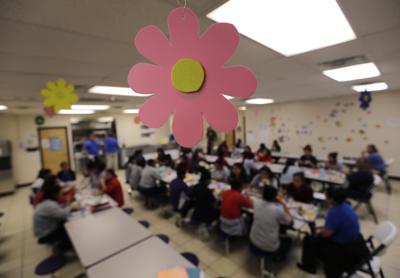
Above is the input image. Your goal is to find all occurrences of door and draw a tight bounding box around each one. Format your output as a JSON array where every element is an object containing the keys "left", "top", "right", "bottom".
[
  {"left": 225, "top": 130, "right": 236, "bottom": 149},
  {"left": 38, "top": 127, "right": 71, "bottom": 174}
]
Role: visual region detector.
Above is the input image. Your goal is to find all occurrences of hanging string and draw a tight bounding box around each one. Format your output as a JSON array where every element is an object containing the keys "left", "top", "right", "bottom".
[{"left": 176, "top": 0, "right": 188, "bottom": 19}]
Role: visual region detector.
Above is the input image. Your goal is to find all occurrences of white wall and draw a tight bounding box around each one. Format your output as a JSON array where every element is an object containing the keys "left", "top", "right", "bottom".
[{"left": 244, "top": 91, "right": 400, "bottom": 176}]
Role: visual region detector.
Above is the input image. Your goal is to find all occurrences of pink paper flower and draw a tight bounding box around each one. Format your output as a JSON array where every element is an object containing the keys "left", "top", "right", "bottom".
[{"left": 128, "top": 7, "right": 257, "bottom": 147}]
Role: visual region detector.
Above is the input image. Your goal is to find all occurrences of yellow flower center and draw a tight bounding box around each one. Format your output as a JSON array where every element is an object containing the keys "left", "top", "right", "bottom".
[
  {"left": 171, "top": 58, "right": 205, "bottom": 93},
  {"left": 56, "top": 90, "right": 66, "bottom": 99}
]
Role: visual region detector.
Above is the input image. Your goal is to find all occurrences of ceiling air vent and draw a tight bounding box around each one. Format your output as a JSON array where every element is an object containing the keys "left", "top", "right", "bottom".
[{"left": 318, "top": 55, "right": 368, "bottom": 69}]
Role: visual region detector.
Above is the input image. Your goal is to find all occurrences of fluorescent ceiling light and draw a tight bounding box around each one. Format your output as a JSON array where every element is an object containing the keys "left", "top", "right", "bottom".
[
  {"left": 123, "top": 109, "right": 139, "bottom": 114},
  {"left": 98, "top": 116, "right": 115, "bottom": 122},
  {"left": 352, "top": 82, "right": 388, "bottom": 92},
  {"left": 239, "top": 106, "right": 247, "bottom": 111},
  {"left": 223, "top": 94, "right": 234, "bottom": 100},
  {"left": 323, "top": 63, "right": 380, "bottom": 82},
  {"left": 71, "top": 104, "right": 110, "bottom": 110},
  {"left": 58, "top": 109, "right": 95, "bottom": 115},
  {"left": 207, "top": 0, "right": 356, "bottom": 56},
  {"left": 245, "top": 98, "right": 274, "bottom": 105},
  {"left": 0, "top": 105, "right": 8, "bottom": 110},
  {"left": 88, "top": 86, "right": 151, "bottom": 97}
]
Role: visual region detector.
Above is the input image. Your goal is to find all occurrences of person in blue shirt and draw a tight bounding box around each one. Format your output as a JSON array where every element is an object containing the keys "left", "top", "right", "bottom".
[
  {"left": 169, "top": 163, "right": 192, "bottom": 218},
  {"left": 56, "top": 162, "right": 76, "bottom": 183},
  {"left": 104, "top": 131, "right": 119, "bottom": 170},
  {"left": 297, "top": 187, "right": 368, "bottom": 278},
  {"left": 84, "top": 133, "right": 100, "bottom": 159},
  {"left": 365, "top": 144, "right": 385, "bottom": 172}
]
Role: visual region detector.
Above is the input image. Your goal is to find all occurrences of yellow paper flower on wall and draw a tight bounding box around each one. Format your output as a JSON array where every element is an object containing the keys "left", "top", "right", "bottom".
[{"left": 41, "top": 79, "right": 79, "bottom": 112}]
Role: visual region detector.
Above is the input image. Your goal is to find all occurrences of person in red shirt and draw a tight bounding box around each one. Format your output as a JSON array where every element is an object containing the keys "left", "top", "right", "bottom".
[
  {"left": 256, "top": 143, "right": 272, "bottom": 162},
  {"left": 220, "top": 180, "right": 253, "bottom": 236},
  {"left": 101, "top": 169, "right": 124, "bottom": 207}
]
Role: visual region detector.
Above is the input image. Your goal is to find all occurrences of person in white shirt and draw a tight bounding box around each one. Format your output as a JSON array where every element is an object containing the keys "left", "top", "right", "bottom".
[
  {"left": 212, "top": 159, "right": 230, "bottom": 182},
  {"left": 138, "top": 159, "right": 163, "bottom": 208},
  {"left": 280, "top": 159, "right": 302, "bottom": 186},
  {"left": 250, "top": 186, "right": 293, "bottom": 259}
]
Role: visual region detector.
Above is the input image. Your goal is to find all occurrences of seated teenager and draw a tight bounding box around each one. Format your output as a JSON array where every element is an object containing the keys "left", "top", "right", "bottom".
[
  {"left": 88, "top": 161, "right": 106, "bottom": 189},
  {"left": 346, "top": 158, "right": 374, "bottom": 200},
  {"left": 250, "top": 186, "right": 293, "bottom": 258},
  {"left": 256, "top": 143, "right": 272, "bottom": 162},
  {"left": 297, "top": 188, "right": 368, "bottom": 277},
  {"left": 220, "top": 180, "right": 253, "bottom": 236},
  {"left": 229, "top": 163, "right": 249, "bottom": 186},
  {"left": 299, "top": 145, "right": 318, "bottom": 168},
  {"left": 163, "top": 154, "right": 175, "bottom": 169},
  {"left": 280, "top": 159, "right": 301, "bottom": 186},
  {"left": 325, "top": 152, "right": 343, "bottom": 172},
  {"left": 364, "top": 144, "right": 386, "bottom": 173},
  {"left": 271, "top": 140, "right": 281, "bottom": 153},
  {"left": 212, "top": 159, "right": 230, "bottom": 182},
  {"left": 217, "top": 141, "right": 230, "bottom": 158},
  {"left": 138, "top": 159, "right": 163, "bottom": 208},
  {"left": 33, "top": 176, "right": 78, "bottom": 250},
  {"left": 170, "top": 164, "right": 192, "bottom": 217},
  {"left": 191, "top": 168, "right": 219, "bottom": 226},
  {"left": 285, "top": 172, "right": 314, "bottom": 204},
  {"left": 31, "top": 168, "right": 52, "bottom": 195},
  {"left": 192, "top": 148, "right": 207, "bottom": 173},
  {"left": 100, "top": 169, "right": 124, "bottom": 207},
  {"left": 125, "top": 155, "right": 144, "bottom": 191},
  {"left": 242, "top": 146, "right": 256, "bottom": 176},
  {"left": 251, "top": 166, "right": 278, "bottom": 189},
  {"left": 156, "top": 148, "right": 167, "bottom": 165},
  {"left": 56, "top": 162, "right": 76, "bottom": 183}
]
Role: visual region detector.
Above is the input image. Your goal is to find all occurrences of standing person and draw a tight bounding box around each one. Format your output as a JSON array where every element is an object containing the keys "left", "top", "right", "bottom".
[
  {"left": 250, "top": 186, "right": 293, "bottom": 258},
  {"left": 299, "top": 145, "right": 318, "bottom": 168},
  {"left": 83, "top": 133, "right": 100, "bottom": 174},
  {"left": 101, "top": 169, "right": 124, "bottom": 207},
  {"left": 56, "top": 162, "right": 76, "bottom": 183},
  {"left": 297, "top": 188, "right": 368, "bottom": 277},
  {"left": 104, "top": 131, "right": 119, "bottom": 170},
  {"left": 271, "top": 140, "right": 282, "bottom": 153},
  {"left": 206, "top": 127, "right": 217, "bottom": 155}
]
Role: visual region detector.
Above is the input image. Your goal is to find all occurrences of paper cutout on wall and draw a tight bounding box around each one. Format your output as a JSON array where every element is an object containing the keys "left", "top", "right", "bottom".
[
  {"left": 367, "top": 110, "right": 372, "bottom": 115},
  {"left": 323, "top": 118, "right": 329, "bottom": 123},
  {"left": 43, "top": 106, "right": 56, "bottom": 117},
  {"left": 362, "top": 123, "right": 368, "bottom": 128},
  {"left": 358, "top": 90, "right": 372, "bottom": 110},
  {"left": 346, "top": 137, "right": 353, "bottom": 143},
  {"left": 335, "top": 102, "right": 341, "bottom": 107},
  {"left": 41, "top": 79, "right": 79, "bottom": 112},
  {"left": 359, "top": 129, "right": 365, "bottom": 135},
  {"left": 128, "top": 7, "right": 257, "bottom": 147},
  {"left": 35, "top": 115, "right": 45, "bottom": 126},
  {"left": 384, "top": 140, "right": 390, "bottom": 144},
  {"left": 334, "top": 136, "right": 339, "bottom": 141},
  {"left": 375, "top": 124, "right": 381, "bottom": 128},
  {"left": 329, "top": 109, "right": 338, "bottom": 118},
  {"left": 133, "top": 116, "right": 141, "bottom": 124},
  {"left": 318, "top": 136, "right": 325, "bottom": 143},
  {"left": 362, "top": 136, "right": 368, "bottom": 141},
  {"left": 335, "top": 120, "right": 343, "bottom": 127},
  {"left": 341, "top": 109, "right": 346, "bottom": 113},
  {"left": 270, "top": 117, "right": 277, "bottom": 128}
]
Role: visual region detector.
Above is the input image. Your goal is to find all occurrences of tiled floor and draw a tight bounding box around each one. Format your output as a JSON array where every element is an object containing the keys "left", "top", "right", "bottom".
[{"left": 1, "top": 178, "right": 400, "bottom": 278}]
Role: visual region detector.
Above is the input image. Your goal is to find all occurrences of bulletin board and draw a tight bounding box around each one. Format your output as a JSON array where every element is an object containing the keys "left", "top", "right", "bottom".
[{"left": 38, "top": 127, "right": 71, "bottom": 174}]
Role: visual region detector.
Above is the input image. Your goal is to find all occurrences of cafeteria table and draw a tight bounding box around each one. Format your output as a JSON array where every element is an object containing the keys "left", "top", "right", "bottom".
[
  {"left": 87, "top": 236, "right": 209, "bottom": 278},
  {"left": 65, "top": 208, "right": 152, "bottom": 268}
]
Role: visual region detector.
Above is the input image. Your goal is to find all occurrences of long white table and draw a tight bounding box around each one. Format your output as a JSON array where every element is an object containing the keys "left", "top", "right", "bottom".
[
  {"left": 65, "top": 208, "right": 152, "bottom": 268},
  {"left": 87, "top": 236, "right": 208, "bottom": 278}
]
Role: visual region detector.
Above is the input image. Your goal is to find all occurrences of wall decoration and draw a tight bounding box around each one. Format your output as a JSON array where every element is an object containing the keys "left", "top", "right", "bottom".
[
  {"left": 375, "top": 124, "right": 381, "bottom": 128},
  {"left": 329, "top": 109, "right": 338, "bottom": 118},
  {"left": 384, "top": 140, "right": 390, "bottom": 144},
  {"left": 318, "top": 136, "right": 325, "bottom": 143},
  {"left": 41, "top": 79, "right": 79, "bottom": 112},
  {"left": 346, "top": 137, "right": 353, "bottom": 143},
  {"left": 341, "top": 109, "right": 346, "bottom": 113},
  {"left": 335, "top": 120, "right": 343, "bottom": 128},
  {"left": 35, "top": 115, "right": 45, "bottom": 126},
  {"left": 359, "top": 129, "right": 365, "bottom": 135},
  {"left": 269, "top": 117, "right": 277, "bottom": 127},
  {"left": 127, "top": 7, "right": 257, "bottom": 147},
  {"left": 358, "top": 90, "right": 372, "bottom": 110},
  {"left": 43, "top": 106, "right": 56, "bottom": 117},
  {"left": 133, "top": 116, "right": 141, "bottom": 124},
  {"left": 362, "top": 136, "right": 368, "bottom": 141}
]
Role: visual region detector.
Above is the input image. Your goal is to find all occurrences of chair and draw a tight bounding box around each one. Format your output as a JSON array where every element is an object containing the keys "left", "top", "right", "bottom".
[
  {"left": 35, "top": 255, "right": 66, "bottom": 277},
  {"left": 156, "top": 234, "right": 170, "bottom": 244},
  {"left": 122, "top": 207, "right": 134, "bottom": 215},
  {"left": 139, "top": 220, "right": 150, "bottom": 229},
  {"left": 181, "top": 252, "right": 199, "bottom": 266},
  {"left": 350, "top": 184, "right": 378, "bottom": 224},
  {"left": 346, "top": 221, "right": 398, "bottom": 278},
  {"left": 219, "top": 229, "right": 233, "bottom": 256}
]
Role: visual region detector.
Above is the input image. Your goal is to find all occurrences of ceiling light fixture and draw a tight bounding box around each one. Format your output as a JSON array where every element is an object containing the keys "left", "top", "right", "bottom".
[
  {"left": 207, "top": 0, "right": 356, "bottom": 56},
  {"left": 239, "top": 106, "right": 247, "bottom": 111},
  {"left": 352, "top": 82, "right": 388, "bottom": 92},
  {"left": 71, "top": 104, "right": 110, "bottom": 110},
  {"left": 58, "top": 109, "right": 95, "bottom": 115},
  {"left": 123, "top": 109, "right": 139, "bottom": 114},
  {"left": 322, "top": 62, "right": 380, "bottom": 82},
  {"left": 88, "top": 86, "right": 151, "bottom": 97},
  {"left": 245, "top": 98, "right": 274, "bottom": 105},
  {"left": 0, "top": 105, "right": 8, "bottom": 111}
]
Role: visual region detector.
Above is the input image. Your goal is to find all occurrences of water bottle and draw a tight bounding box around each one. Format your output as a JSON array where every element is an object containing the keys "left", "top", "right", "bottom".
[
  {"left": 80, "top": 203, "right": 86, "bottom": 217},
  {"left": 320, "top": 168, "right": 326, "bottom": 180}
]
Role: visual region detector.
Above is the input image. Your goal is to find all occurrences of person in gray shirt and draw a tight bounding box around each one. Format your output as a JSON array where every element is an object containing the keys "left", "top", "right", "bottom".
[
  {"left": 250, "top": 186, "right": 293, "bottom": 258},
  {"left": 33, "top": 176, "right": 78, "bottom": 250},
  {"left": 138, "top": 159, "right": 163, "bottom": 208}
]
